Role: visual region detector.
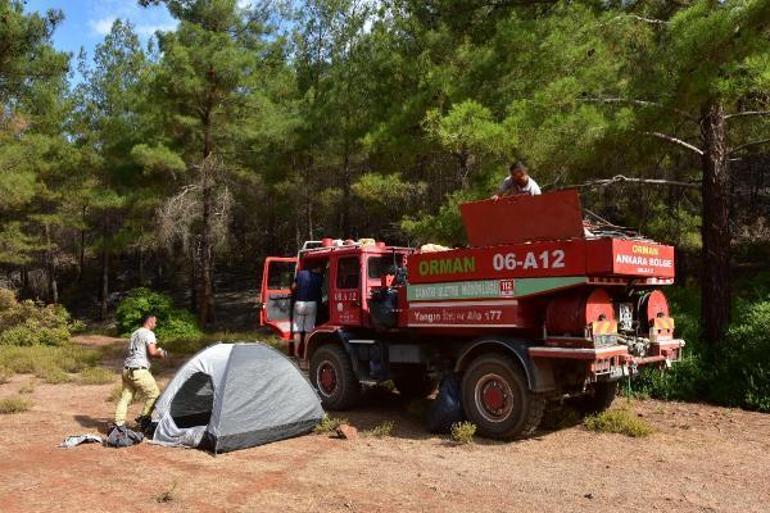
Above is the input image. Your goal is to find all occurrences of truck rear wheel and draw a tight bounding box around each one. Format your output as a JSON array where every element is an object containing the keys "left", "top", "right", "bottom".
[
  {"left": 310, "top": 344, "right": 360, "bottom": 410},
  {"left": 461, "top": 355, "right": 545, "bottom": 440}
]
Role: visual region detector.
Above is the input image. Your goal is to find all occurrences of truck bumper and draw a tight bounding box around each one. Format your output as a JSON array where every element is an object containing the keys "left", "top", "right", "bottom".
[{"left": 529, "top": 339, "right": 685, "bottom": 379}]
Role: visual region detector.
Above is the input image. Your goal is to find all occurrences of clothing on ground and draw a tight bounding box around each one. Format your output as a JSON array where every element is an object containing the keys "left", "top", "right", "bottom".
[
  {"left": 124, "top": 327, "right": 157, "bottom": 369},
  {"left": 115, "top": 367, "right": 160, "bottom": 426},
  {"left": 293, "top": 300, "right": 317, "bottom": 333},
  {"left": 59, "top": 434, "right": 103, "bottom": 448},
  {"left": 294, "top": 269, "right": 323, "bottom": 302},
  {"left": 105, "top": 424, "right": 144, "bottom": 448},
  {"left": 498, "top": 176, "right": 542, "bottom": 196}
]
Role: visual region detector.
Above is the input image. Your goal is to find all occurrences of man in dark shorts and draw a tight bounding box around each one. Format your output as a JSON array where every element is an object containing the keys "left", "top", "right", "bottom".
[{"left": 291, "top": 262, "right": 324, "bottom": 355}]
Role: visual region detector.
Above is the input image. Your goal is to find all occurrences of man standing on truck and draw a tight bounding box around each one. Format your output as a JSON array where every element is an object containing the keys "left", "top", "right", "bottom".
[
  {"left": 491, "top": 161, "right": 542, "bottom": 199},
  {"left": 114, "top": 314, "right": 166, "bottom": 432},
  {"left": 291, "top": 262, "right": 324, "bottom": 355}
]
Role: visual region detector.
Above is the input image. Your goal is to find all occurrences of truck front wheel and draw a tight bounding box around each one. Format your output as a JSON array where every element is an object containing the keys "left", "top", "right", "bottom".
[
  {"left": 310, "top": 344, "right": 360, "bottom": 410},
  {"left": 461, "top": 355, "right": 545, "bottom": 440}
]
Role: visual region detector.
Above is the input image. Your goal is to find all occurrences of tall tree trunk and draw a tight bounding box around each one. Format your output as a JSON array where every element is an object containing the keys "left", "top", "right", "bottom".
[
  {"left": 45, "top": 224, "right": 58, "bottom": 304},
  {"left": 78, "top": 206, "right": 86, "bottom": 282},
  {"left": 198, "top": 95, "right": 215, "bottom": 327},
  {"left": 99, "top": 250, "right": 109, "bottom": 321},
  {"left": 700, "top": 101, "right": 731, "bottom": 346},
  {"left": 138, "top": 247, "right": 144, "bottom": 286},
  {"left": 199, "top": 179, "right": 214, "bottom": 326}
]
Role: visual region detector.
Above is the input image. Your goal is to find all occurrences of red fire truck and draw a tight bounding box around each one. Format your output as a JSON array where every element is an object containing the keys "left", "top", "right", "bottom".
[{"left": 259, "top": 190, "right": 684, "bottom": 439}]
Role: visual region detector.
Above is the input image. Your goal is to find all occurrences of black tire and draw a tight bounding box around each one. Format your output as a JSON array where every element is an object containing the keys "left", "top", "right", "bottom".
[
  {"left": 461, "top": 354, "right": 545, "bottom": 440},
  {"left": 309, "top": 344, "right": 360, "bottom": 410},
  {"left": 578, "top": 381, "right": 618, "bottom": 415},
  {"left": 393, "top": 372, "right": 437, "bottom": 400}
]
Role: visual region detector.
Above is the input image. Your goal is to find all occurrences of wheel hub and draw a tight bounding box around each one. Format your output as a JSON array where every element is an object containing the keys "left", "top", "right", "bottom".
[
  {"left": 317, "top": 361, "right": 337, "bottom": 396},
  {"left": 475, "top": 373, "right": 514, "bottom": 423}
]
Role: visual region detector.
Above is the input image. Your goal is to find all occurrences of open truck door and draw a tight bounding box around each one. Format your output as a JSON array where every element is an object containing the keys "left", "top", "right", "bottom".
[{"left": 260, "top": 257, "right": 297, "bottom": 339}]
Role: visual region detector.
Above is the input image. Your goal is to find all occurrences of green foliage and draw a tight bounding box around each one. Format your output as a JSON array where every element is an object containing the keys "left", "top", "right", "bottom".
[
  {"left": 0, "top": 344, "right": 99, "bottom": 378},
  {"left": 314, "top": 415, "right": 348, "bottom": 434},
  {"left": 402, "top": 189, "right": 474, "bottom": 246},
  {"left": 364, "top": 420, "right": 395, "bottom": 438},
  {"left": 713, "top": 300, "right": 770, "bottom": 411},
  {"left": 0, "top": 288, "right": 77, "bottom": 346},
  {"left": 630, "top": 285, "right": 770, "bottom": 412},
  {"left": 115, "top": 288, "right": 201, "bottom": 341},
  {"left": 131, "top": 144, "right": 187, "bottom": 177},
  {"left": 78, "top": 367, "right": 116, "bottom": 386},
  {"left": 450, "top": 421, "right": 477, "bottom": 444},
  {"left": 0, "top": 397, "right": 31, "bottom": 414},
  {"left": 584, "top": 408, "right": 654, "bottom": 438}
]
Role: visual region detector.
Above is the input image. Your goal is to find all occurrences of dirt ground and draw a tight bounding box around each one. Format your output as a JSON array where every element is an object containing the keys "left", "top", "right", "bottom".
[{"left": 1, "top": 336, "right": 768, "bottom": 513}]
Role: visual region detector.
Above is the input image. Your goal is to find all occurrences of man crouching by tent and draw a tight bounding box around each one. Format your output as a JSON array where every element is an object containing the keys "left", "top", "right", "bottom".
[{"left": 114, "top": 314, "right": 167, "bottom": 432}]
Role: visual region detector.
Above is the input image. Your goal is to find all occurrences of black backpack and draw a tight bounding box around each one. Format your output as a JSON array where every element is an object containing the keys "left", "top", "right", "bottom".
[{"left": 106, "top": 425, "right": 144, "bottom": 448}]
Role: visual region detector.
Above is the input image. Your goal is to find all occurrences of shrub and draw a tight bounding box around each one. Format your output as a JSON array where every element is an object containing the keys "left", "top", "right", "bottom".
[
  {"left": 632, "top": 356, "right": 708, "bottom": 402},
  {"left": 450, "top": 421, "right": 476, "bottom": 444},
  {"left": 314, "top": 415, "right": 348, "bottom": 434},
  {"left": 365, "top": 420, "right": 395, "bottom": 437},
  {"left": 0, "top": 345, "right": 99, "bottom": 378},
  {"left": 0, "top": 397, "right": 30, "bottom": 414},
  {"left": 0, "top": 288, "right": 78, "bottom": 346},
  {"left": 584, "top": 408, "right": 654, "bottom": 437},
  {"left": 35, "top": 364, "right": 71, "bottom": 384},
  {"left": 78, "top": 367, "right": 115, "bottom": 385},
  {"left": 115, "top": 288, "right": 201, "bottom": 341},
  {"left": 712, "top": 300, "right": 770, "bottom": 412}
]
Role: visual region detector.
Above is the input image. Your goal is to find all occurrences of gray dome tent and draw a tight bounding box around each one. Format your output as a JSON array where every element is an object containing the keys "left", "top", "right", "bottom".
[{"left": 151, "top": 343, "right": 324, "bottom": 453}]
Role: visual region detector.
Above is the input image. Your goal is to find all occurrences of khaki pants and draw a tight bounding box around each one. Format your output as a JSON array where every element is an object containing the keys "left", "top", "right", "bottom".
[{"left": 114, "top": 368, "right": 160, "bottom": 426}]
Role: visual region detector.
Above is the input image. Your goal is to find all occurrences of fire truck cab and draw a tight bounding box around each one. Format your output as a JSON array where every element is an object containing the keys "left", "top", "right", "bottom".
[{"left": 260, "top": 190, "right": 685, "bottom": 440}]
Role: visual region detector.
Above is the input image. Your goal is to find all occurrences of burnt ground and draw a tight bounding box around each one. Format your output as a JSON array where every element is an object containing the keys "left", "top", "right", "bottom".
[{"left": 0, "top": 335, "right": 768, "bottom": 513}]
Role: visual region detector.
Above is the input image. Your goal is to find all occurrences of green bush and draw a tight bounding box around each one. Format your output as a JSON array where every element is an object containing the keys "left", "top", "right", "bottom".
[
  {"left": 712, "top": 300, "right": 770, "bottom": 412},
  {"left": 0, "top": 397, "right": 30, "bottom": 414},
  {"left": 314, "top": 415, "right": 348, "bottom": 434},
  {"left": 364, "top": 420, "right": 395, "bottom": 437},
  {"left": 0, "top": 345, "right": 99, "bottom": 377},
  {"left": 0, "top": 366, "right": 10, "bottom": 384},
  {"left": 584, "top": 408, "right": 654, "bottom": 437},
  {"left": 78, "top": 366, "right": 115, "bottom": 385},
  {"left": 450, "top": 421, "right": 477, "bottom": 444},
  {"left": 116, "top": 288, "right": 201, "bottom": 341},
  {"left": 0, "top": 288, "right": 77, "bottom": 346}
]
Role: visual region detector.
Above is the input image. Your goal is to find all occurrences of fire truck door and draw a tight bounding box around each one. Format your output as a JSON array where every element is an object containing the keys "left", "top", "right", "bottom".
[
  {"left": 260, "top": 257, "right": 297, "bottom": 339},
  {"left": 331, "top": 255, "right": 362, "bottom": 326}
]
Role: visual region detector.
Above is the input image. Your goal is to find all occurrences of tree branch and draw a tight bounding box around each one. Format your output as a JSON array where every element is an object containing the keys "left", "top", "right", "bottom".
[
  {"left": 581, "top": 97, "right": 697, "bottom": 121},
  {"left": 644, "top": 131, "right": 704, "bottom": 155},
  {"left": 725, "top": 110, "right": 770, "bottom": 120},
  {"left": 573, "top": 175, "right": 700, "bottom": 189},
  {"left": 729, "top": 137, "right": 770, "bottom": 155}
]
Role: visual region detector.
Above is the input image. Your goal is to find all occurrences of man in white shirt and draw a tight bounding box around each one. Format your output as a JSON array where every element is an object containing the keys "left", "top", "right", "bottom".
[
  {"left": 114, "top": 314, "right": 167, "bottom": 429},
  {"left": 491, "top": 161, "right": 542, "bottom": 199}
]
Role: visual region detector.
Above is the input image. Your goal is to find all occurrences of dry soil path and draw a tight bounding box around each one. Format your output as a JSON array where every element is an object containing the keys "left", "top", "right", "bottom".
[{"left": 0, "top": 335, "right": 768, "bottom": 513}]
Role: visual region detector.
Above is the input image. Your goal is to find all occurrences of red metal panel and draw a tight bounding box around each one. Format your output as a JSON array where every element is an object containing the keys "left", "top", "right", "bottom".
[
  {"left": 585, "top": 239, "right": 675, "bottom": 278},
  {"left": 460, "top": 190, "right": 585, "bottom": 247},
  {"left": 406, "top": 301, "right": 527, "bottom": 328},
  {"left": 409, "top": 240, "right": 588, "bottom": 284}
]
